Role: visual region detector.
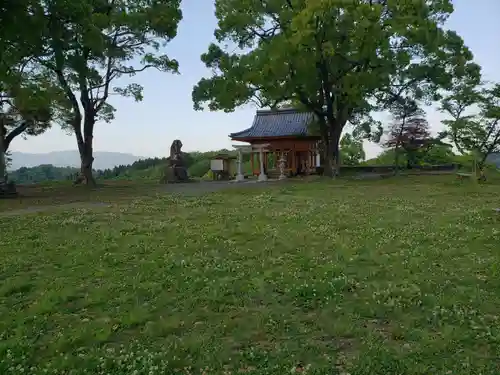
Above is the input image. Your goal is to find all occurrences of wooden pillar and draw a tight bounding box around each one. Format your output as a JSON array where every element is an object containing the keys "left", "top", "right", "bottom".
[
  {"left": 257, "top": 147, "right": 268, "bottom": 181},
  {"left": 255, "top": 152, "right": 260, "bottom": 175},
  {"left": 251, "top": 152, "right": 255, "bottom": 175}
]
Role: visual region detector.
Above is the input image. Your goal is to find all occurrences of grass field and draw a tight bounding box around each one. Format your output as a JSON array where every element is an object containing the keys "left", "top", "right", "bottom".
[{"left": 1, "top": 176, "right": 500, "bottom": 374}]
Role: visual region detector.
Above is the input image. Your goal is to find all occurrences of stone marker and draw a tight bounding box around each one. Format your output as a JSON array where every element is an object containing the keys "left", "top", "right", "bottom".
[{"left": 161, "top": 139, "right": 190, "bottom": 183}]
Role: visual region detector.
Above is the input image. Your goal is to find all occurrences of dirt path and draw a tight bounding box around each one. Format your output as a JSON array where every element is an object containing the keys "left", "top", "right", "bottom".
[{"left": 0, "top": 180, "right": 280, "bottom": 217}]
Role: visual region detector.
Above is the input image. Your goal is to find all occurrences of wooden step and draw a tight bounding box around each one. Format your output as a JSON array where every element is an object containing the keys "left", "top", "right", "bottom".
[{"left": 267, "top": 169, "right": 281, "bottom": 179}]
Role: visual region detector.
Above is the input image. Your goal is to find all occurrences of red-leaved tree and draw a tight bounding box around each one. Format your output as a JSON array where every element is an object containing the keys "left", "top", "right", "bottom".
[{"left": 385, "top": 100, "right": 434, "bottom": 169}]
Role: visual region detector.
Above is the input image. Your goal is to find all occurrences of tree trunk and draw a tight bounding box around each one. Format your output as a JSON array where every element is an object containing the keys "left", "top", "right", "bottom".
[
  {"left": 80, "top": 140, "right": 95, "bottom": 186},
  {"left": 317, "top": 116, "right": 332, "bottom": 177},
  {"left": 479, "top": 152, "right": 488, "bottom": 169},
  {"left": 394, "top": 145, "right": 400, "bottom": 175},
  {"left": 393, "top": 117, "right": 406, "bottom": 175},
  {"left": 0, "top": 134, "right": 7, "bottom": 185},
  {"left": 478, "top": 153, "right": 488, "bottom": 181},
  {"left": 0, "top": 129, "right": 16, "bottom": 196},
  {"left": 331, "top": 127, "right": 341, "bottom": 177},
  {"left": 73, "top": 115, "right": 96, "bottom": 187},
  {"left": 324, "top": 121, "right": 342, "bottom": 178},
  {"left": 0, "top": 121, "right": 10, "bottom": 184},
  {"left": 323, "top": 140, "right": 335, "bottom": 177}
]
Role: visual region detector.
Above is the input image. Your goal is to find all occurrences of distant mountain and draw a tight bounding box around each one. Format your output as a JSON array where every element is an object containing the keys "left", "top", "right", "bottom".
[{"left": 9, "top": 151, "right": 145, "bottom": 170}]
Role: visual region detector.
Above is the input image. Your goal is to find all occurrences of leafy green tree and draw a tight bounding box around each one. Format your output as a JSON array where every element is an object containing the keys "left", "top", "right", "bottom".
[
  {"left": 0, "top": 66, "right": 69, "bottom": 187},
  {"left": 421, "top": 144, "right": 456, "bottom": 165},
  {"left": 38, "top": 0, "right": 182, "bottom": 186},
  {"left": 442, "top": 82, "right": 500, "bottom": 168},
  {"left": 0, "top": 1, "right": 66, "bottom": 189},
  {"left": 0, "top": 86, "right": 52, "bottom": 184},
  {"left": 367, "top": 144, "right": 456, "bottom": 167},
  {"left": 340, "top": 133, "right": 365, "bottom": 166},
  {"left": 0, "top": 71, "right": 66, "bottom": 143},
  {"left": 192, "top": 0, "right": 477, "bottom": 176}
]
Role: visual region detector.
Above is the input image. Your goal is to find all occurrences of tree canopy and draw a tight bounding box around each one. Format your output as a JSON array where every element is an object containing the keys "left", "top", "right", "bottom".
[
  {"left": 340, "top": 133, "right": 365, "bottom": 165},
  {"left": 441, "top": 82, "right": 500, "bottom": 167},
  {"left": 0, "top": 0, "right": 67, "bottom": 186},
  {"left": 193, "top": 0, "right": 479, "bottom": 176}
]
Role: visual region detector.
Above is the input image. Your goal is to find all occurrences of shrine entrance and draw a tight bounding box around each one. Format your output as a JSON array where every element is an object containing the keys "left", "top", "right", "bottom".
[
  {"left": 247, "top": 143, "right": 320, "bottom": 179},
  {"left": 295, "top": 151, "right": 314, "bottom": 175}
]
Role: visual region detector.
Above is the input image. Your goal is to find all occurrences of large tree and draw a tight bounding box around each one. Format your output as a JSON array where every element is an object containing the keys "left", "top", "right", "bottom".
[
  {"left": 192, "top": 0, "right": 478, "bottom": 176},
  {"left": 441, "top": 82, "right": 500, "bottom": 169},
  {"left": 37, "top": 0, "right": 182, "bottom": 185},
  {"left": 0, "top": 0, "right": 65, "bottom": 189}
]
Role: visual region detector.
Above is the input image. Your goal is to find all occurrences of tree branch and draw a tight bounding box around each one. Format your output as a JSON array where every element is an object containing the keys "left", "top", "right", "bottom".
[
  {"left": 112, "top": 64, "right": 155, "bottom": 75},
  {"left": 94, "top": 29, "right": 120, "bottom": 112},
  {"left": 46, "top": 12, "right": 81, "bottom": 123},
  {"left": 4, "top": 121, "right": 29, "bottom": 151}
]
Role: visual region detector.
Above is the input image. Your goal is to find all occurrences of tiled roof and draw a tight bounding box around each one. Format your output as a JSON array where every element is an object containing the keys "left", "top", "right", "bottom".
[{"left": 230, "top": 108, "right": 316, "bottom": 139}]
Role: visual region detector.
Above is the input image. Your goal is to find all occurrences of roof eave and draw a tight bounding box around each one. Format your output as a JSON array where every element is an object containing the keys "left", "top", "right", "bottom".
[
  {"left": 229, "top": 128, "right": 253, "bottom": 138},
  {"left": 230, "top": 134, "right": 321, "bottom": 142}
]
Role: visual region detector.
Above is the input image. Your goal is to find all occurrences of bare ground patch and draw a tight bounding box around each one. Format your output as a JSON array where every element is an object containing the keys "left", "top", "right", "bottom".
[{"left": 0, "top": 202, "right": 111, "bottom": 217}]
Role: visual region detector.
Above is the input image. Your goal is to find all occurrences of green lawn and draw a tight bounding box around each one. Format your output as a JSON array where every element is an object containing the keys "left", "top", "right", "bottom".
[{"left": 1, "top": 176, "right": 500, "bottom": 374}]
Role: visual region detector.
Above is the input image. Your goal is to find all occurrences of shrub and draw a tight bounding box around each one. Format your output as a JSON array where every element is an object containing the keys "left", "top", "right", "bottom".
[{"left": 188, "top": 159, "right": 210, "bottom": 178}]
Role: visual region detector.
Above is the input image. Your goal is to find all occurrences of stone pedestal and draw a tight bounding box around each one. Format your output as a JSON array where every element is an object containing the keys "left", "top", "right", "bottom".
[
  {"left": 162, "top": 165, "right": 189, "bottom": 183},
  {"left": 0, "top": 180, "right": 17, "bottom": 198},
  {"left": 235, "top": 148, "right": 245, "bottom": 182}
]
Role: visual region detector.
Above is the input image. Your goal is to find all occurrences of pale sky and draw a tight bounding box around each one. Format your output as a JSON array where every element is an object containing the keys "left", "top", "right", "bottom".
[{"left": 11, "top": 0, "right": 500, "bottom": 159}]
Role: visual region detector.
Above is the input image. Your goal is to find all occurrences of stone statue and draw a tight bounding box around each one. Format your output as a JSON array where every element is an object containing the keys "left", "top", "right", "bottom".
[
  {"left": 169, "top": 139, "right": 181, "bottom": 159},
  {"left": 161, "top": 139, "right": 189, "bottom": 183}
]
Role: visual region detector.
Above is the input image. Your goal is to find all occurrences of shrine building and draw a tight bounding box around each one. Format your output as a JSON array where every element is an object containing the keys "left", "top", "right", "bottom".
[{"left": 230, "top": 108, "right": 321, "bottom": 178}]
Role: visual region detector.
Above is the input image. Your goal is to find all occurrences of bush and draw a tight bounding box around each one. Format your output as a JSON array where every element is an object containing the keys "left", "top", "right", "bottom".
[{"left": 188, "top": 159, "right": 210, "bottom": 178}]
